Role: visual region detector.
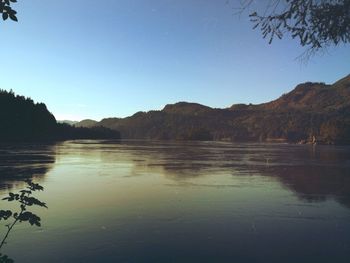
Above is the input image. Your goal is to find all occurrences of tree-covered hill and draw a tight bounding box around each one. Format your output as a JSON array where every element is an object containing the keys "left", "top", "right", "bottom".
[
  {"left": 260, "top": 74, "right": 350, "bottom": 111},
  {"left": 92, "top": 74, "right": 350, "bottom": 144},
  {"left": 35, "top": 74, "right": 350, "bottom": 144},
  {"left": 0, "top": 90, "right": 120, "bottom": 141}
]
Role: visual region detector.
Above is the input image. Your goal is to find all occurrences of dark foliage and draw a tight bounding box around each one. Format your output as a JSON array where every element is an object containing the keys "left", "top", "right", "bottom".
[
  {"left": 0, "top": 90, "right": 57, "bottom": 141},
  {"left": 0, "top": 0, "right": 17, "bottom": 22},
  {"left": 0, "top": 90, "right": 120, "bottom": 141},
  {"left": 242, "top": 0, "right": 350, "bottom": 56},
  {"left": 55, "top": 123, "right": 120, "bottom": 140},
  {"left": 0, "top": 180, "right": 47, "bottom": 262},
  {"left": 0, "top": 254, "right": 13, "bottom": 263}
]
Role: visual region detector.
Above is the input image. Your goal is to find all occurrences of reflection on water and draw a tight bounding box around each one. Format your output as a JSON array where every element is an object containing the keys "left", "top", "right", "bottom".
[
  {"left": 0, "top": 143, "right": 56, "bottom": 190},
  {"left": 0, "top": 140, "right": 349, "bottom": 263},
  {"left": 98, "top": 140, "right": 350, "bottom": 209}
]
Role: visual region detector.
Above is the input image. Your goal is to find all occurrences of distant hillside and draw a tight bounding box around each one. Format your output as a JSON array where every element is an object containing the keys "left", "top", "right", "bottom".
[
  {"left": 96, "top": 74, "right": 350, "bottom": 144},
  {"left": 3, "top": 74, "right": 349, "bottom": 144},
  {"left": 163, "top": 102, "right": 212, "bottom": 115},
  {"left": 0, "top": 90, "right": 120, "bottom": 141},
  {"left": 58, "top": 120, "right": 78, "bottom": 126},
  {"left": 75, "top": 119, "right": 98, "bottom": 128},
  {"left": 260, "top": 74, "right": 350, "bottom": 111}
]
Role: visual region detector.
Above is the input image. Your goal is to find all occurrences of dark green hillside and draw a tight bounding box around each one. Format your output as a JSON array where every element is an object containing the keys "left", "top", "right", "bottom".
[
  {"left": 0, "top": 90, "right": 120, "bottom": 141},
  {"left": 0, "top": 90, "right": 57, "bottom": 140}
]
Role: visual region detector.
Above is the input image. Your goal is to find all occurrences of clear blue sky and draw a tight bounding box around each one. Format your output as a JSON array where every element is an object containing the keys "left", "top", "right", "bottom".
[{"left": 0, "top": 0, "right": 349, "bottom": 121}]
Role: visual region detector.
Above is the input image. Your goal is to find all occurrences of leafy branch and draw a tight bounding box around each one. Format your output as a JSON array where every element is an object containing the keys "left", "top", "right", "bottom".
[
  {"left": 234, "top": 0, "right": 350, "bottom": 59},
  {"left": 0, "top": 180, "right": 47, "bottom": 262},
  {"left": 0, "top": 0, "right": 18, "bottom": 22}
]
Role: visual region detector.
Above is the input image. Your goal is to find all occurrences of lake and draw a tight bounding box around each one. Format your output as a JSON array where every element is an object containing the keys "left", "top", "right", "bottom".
[{"left": 0, "top": 140, "right": 350, "bottom": 263}]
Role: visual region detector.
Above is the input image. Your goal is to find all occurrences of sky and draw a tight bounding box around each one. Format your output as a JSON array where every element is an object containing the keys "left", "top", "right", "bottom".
[{"left": 0, "top": 0, "right": 349, "bottom": 121}]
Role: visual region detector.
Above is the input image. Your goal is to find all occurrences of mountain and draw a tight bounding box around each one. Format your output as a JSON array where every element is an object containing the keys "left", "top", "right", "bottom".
[
  {"left": 163, "top": 102, "right": 213, "bottom": 115},
  {"left": 75, "top": 119, "right": 98, "bottom": 128},
  {"left": 95, "top": 74, "right": 350, "bottom": 144},
  {"left": 0, "top": 90, "right": 120, "bottom": 141},
  {"left": 2, "top": 74, "right": 348, "bottom": 144},
  {"left": 260, "top": 75, "right": 350, "bottom": 111},
  {"left": 58, "top": 120, "right": 78, "bottom": 126}
]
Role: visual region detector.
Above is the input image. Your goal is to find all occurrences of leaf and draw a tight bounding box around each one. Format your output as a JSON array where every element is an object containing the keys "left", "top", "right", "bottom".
[
  {"left": 25, "top": 180, "right": 44, "bottom": 191},
  {"left": 17, "top": 211, "right": 42, "bottom": 227},
  {"left": 20, "top": 190, "right": 32, "bottom": 195},
  {"left": 2, "top": 12, "right": 9, "bottom": 20},
  {"left": 22, "top": 196, "right": 47, "bottom": 208},
  {"left": 9, "top": 14, "right": 16, "bottom": 21},
  {"left": 3, "top": 192, "right": 19, "bottom": 201},
  {"left": 249, "top": 12, "right": 258, "bottom": 17},
  {"left": 0, "top": 210, "right": 12, "bottom": 220}
]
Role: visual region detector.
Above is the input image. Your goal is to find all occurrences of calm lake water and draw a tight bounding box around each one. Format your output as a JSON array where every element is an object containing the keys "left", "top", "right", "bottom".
[{"left": 0, "top": 140, "right": 350, "bottom": 263}]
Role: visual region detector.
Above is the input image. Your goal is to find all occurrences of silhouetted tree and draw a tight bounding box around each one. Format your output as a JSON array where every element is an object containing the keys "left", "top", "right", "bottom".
[
  {"left": 238, "top": 0, "right": 350, "bottom": 57},
  {"left": 1, "top": 0, "right": 17, "bottom": 21}
]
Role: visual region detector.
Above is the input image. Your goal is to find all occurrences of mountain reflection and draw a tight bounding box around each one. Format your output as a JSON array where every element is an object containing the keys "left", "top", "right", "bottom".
[
  {"left": 266, "top": 165, "right": 350, "bottom": 208},
  {"left": 1, "top": 140, "right": 348, "bottom": 263},
  {"left": 1, "top": 140, "right": 349, "bottom": 209},
  {"left": 0, "top": 143, "right": 57, "bottom": 190},
  {"left": 111, "top": 141, "right": 350, "bottom": 209}
]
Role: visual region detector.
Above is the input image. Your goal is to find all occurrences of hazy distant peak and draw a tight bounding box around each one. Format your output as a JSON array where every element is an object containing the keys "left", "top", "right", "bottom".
[
  {"left": 58, "top": 120, "right": 78, "bottom": 126},
  {"left": 75, "top": 119, "right": 98, "bottom": 128}
]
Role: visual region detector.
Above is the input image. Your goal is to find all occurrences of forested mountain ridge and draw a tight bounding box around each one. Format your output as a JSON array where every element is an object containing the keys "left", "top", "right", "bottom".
[
  {"left": 4, "top": 74, "right": 348, "bottom": 144},
  {"left": 0, "top": 90, "right": 120, "bottom": 141},
  {"left": 89, "top": 74, "right": 350, "bottom": 144},
  {"left": 260, "top": 74, "right": 350, "bottom": 111}
]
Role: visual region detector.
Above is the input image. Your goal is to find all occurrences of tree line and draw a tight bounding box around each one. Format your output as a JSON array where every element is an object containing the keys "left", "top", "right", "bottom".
[{"left": 0, "top": 90, "right": 120, "bottom": 141}]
